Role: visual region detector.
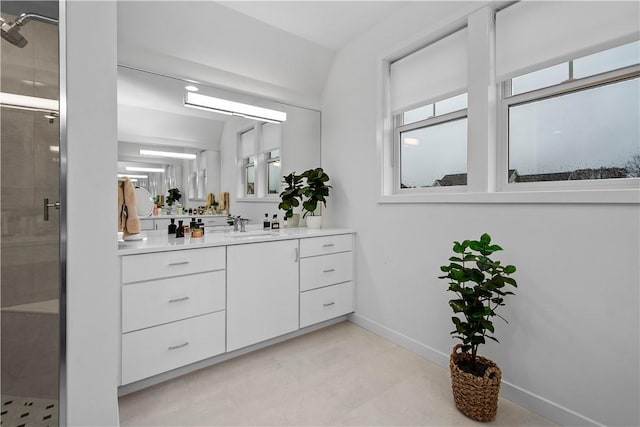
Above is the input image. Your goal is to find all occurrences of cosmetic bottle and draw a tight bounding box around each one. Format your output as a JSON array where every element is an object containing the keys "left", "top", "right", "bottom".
[
  {"left": 190, "top": 217, "right": 197, "bottom": 230},
  {"left": 263, "top": 213, "right": 271, "bottom": 230},
  {"left": 197, "top": 219, "right": 205, "bottom": 235},
  {"left": 168, "top": 218, "right": 177, "bottom": 235},
  {"left": 271, "top": 214, "right": 280, "bottom": 230},
  {"left": 176, "top": 220, "right": 185, "bottom": 238}
]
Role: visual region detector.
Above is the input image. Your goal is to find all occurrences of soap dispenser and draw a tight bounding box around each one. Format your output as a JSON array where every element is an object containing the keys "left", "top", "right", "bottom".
[
  {"left": 168, "top": 218, "right": 177, "bottom": 235},
  {"left": 263, "top": 213, "right": 271, "bottom": 230},
  {"left": 176, "top": 220, "right": 185, "bottom": 238}
]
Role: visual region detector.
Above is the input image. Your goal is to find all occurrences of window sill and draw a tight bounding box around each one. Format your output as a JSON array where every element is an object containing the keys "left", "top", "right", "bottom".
[
  {"left": 378, "top": 188, "right": 640, "bottom": 204},
  {"left": 237, "top": 197, "right": 280, "bottom": 203}
]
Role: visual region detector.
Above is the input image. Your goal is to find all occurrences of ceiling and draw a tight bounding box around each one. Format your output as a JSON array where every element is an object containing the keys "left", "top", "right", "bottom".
[{"left": 218, "top": 1, "right": 407, "bottom": 51}]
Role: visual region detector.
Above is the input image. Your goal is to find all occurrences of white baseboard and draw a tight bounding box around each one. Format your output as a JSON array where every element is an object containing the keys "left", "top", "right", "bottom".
[{"left": 348, "top": 313, "right": 603, "bottom": 427}]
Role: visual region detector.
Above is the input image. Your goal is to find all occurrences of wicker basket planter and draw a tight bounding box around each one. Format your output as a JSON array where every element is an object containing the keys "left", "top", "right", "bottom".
[{"left": 449, "top": 344, "right": 502, "bottom": 422}]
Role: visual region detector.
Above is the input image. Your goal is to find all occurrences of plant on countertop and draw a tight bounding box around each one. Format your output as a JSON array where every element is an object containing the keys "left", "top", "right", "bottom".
[
  {"left": 301, "top": 167, "right": 331, "bottom": 217},
  {"left": 278, "top": 172, "right": 304, "bottom": 219},
  {"left": 439, "top": 233, "right": 517, "bottom": 376},
  {"left": 166, "top": 188, "right": 182, "bottom": 207}
]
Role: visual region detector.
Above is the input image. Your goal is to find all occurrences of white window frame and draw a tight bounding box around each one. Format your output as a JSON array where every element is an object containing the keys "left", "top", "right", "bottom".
[
  {"left": 377, "top": 5, "right": 640, "bottom": 204},
  {"left": 265, "top": 149, "right": 281, "bottom": 195},
  {"left": 393, "top": 97, "right": 468, "bottom": 194},
  {"left": 236, "top": 123, "right": 282, "bottom": 201},
  {"left": 498, "top": 64, "right": 640, "bottom": 193}
]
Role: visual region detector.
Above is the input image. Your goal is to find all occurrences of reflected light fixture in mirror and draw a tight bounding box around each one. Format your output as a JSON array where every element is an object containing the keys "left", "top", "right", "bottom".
[
  {"left": 184, "top": 92, "right": 287, "bottom": 124},
  {"left": 125, "top": 166, "right": 165, "bottom": 173},
  {"left": 139, "top": 149, "right": 197, "bottom": 160},
  {"left": 118, "top": 173, "right": 148, "bottom": 179}
]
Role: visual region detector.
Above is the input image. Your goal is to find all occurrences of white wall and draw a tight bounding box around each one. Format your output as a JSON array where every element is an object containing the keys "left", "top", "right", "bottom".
[
  {"left": 321, "top": 2, "right": 640, "bottom": 427},
  {"left": 65, "top": 1, "right": 120, "bottom": 425}
]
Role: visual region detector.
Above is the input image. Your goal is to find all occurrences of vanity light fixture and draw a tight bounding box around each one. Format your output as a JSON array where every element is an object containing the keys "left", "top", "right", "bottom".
[
  {"left": 185, "top": 85, "right": 199, "bottom": 92},
  {"left": 118, "top": 174, "right": 148, "bottom": 179},
  {"left": 184, "top": 92, "right": 287, "bottom": 124},
  {"left": 404, "top": 138, "right": 420, "bottom": 146},
  {"left": 139, "top": 149, "right": 197, "bottom": 160},
  {"left": 125, "top": 166, "right": 165, "bottom": 173},
  {"left": 0, "top": 91, "right": 58, "bottom": 113}
]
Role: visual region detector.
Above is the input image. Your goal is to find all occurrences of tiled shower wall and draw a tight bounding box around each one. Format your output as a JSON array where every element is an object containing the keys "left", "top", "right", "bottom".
[
  {"left": 1, "top": 13, "right": 59, "bottom": 308},
  {"left": 1, "top": 12, "right": 60, "bottom": 402}
]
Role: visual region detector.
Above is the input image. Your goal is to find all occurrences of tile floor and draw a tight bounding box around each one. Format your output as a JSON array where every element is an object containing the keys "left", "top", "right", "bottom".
[{"left": 119, "top": 321, "right": 558, "bottom": 426}]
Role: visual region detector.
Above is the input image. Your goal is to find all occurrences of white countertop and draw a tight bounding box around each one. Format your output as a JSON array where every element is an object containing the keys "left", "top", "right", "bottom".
[{"left": 118, "top": 226, "right": 354, "bottom": 255}]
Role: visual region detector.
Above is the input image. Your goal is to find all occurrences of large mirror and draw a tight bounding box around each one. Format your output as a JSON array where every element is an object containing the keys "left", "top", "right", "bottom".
[{"left": 117, "top": 66, "right": 321, "bottom": 217}]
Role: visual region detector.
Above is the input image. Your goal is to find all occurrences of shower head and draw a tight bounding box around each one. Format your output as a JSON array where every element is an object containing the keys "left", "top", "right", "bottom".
[
  {"left": 0, "top": 13, "right": 58, "bottom": 48},
  {"left": 1, "top": 17, "right": 27, "bottom": 47}
]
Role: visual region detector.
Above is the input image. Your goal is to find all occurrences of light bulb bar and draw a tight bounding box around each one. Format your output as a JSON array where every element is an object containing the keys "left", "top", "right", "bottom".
[
  {"left": 139, "top": 149, "right": 197, "bottom": 160},
  {"left": 184, "top": 92, "right": 286, "bottom": 123},
  {"left": 118, "top": 174, "right": 148, "bottom": 179},
  {"left": 125, "top": 166, "right": 165, "bottom": 173}
]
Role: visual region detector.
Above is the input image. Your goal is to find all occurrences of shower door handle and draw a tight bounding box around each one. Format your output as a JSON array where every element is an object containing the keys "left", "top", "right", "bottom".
[{"left": 43, "top": 198, "right": 60, "bottom": 221}]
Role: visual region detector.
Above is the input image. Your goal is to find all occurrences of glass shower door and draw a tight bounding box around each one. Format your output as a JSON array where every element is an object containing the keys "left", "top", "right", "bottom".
[{"left": 1, "top": 2, "right": 60, "bottom": 426}]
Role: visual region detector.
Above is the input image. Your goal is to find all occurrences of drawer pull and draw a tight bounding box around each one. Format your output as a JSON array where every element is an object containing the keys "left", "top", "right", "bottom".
[
  {"left": 322, "top": 243, "right": 335, "bottom": 248},
  {"left": 168, "top": 342, "right": 189, "bottom": 350},
  {"left": 168, "top": 296, "right": 190, "bottom": 303},
  {"left": 323, "top": 268, "right": 335, "bottom": 273},
  {"left": 323, "top": 301, "right": 335, "bottom": 307},
  {"left": 168, "top": 261, "right": 189, "bottom": 266}
]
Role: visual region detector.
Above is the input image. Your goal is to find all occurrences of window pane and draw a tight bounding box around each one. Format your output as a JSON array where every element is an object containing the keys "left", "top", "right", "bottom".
[
  {"left": 574, "top": 40, "right": 640, "bottom": 79},
  {"left": 245, "top": 164, "right": 255, "bottom": 195},
  {"left": 509, "top": 78, "right": 639, "bottom": 182},
  {"left": 268, "top": 161, "right": 281, "bottom": 194},
  {"left": 400, "top": 118, "right": 467, "bottom": 188},
  {"left": 512, "top": 62, "right": 568, "bottom": 95},
  {"left": 435, "top": 93, "right": 468, "bottom": 116},
  {"left": 403, "top": 104, "right": 433, "bottom": 125}
]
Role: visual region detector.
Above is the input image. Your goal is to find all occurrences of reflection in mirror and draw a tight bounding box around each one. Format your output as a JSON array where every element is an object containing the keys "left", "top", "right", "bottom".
[{"left": 117, "top": 65, "right": 321, "bottom": 221}]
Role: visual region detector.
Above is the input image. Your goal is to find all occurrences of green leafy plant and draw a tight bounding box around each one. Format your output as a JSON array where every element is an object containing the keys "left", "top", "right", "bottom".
[
  {"left": 278, "top": 172, "right": 304, "bottom": 219},
  {"left": 301, "top": 167, "right": 331, "bottom": 217},
  {"left": 166, "top": 188, "right": 182, "bottom": 206},
  {"left": 439, "top": 233, "right": 517, "bottom": 374}
]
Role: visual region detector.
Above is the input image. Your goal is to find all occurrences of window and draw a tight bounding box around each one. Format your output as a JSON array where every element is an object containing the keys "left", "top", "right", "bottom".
[
  {"left": 237, "top": 123, "right": 282, "bottom": 198},
  {"left": 267, "top": 149, "right": 281, "bottom": 194},
  {"left": 244, "top": 156, "right": 256, "bottom": 195},
  {"left": 396, "top": 94, "right": 468, "bottom": 188},
  {"left": 389, "top": 28, "right": 468, "bottom": 193},
  {"left": 502, "top": 42, "right": 640, "bottom": 185},
  {"left": 239, "top": 128, "right": 256, "bottom": 196}
]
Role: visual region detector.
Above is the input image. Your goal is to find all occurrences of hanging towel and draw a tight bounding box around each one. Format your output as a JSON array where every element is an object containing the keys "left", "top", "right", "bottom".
[{"left": 118, "top": 178, "right": 141, "bottom": 237}]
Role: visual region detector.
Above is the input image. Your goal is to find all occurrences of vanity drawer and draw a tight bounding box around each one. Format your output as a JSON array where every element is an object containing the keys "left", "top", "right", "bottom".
[
  {"left": 121, "top": 246, "right": 225, "bottom": 283},
  {"left": 121, "top": 311, "right": 225, "bottom": 385},
  {"left": 122, "top": 270, "right": 225, "bottom": 333},
  {"left": 299, "top": 234, "right": 352, "bottom": 258},
  {"left": 300, "top": 251, "right": 353, "bottom": 292},
  {"left": 300, "top": 281, "right": 354, "bottom": 328}
]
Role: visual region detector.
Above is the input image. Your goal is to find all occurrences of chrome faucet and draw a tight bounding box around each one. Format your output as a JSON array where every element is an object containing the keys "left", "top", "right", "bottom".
[{"left": 232, "top": 216, "right": 249, "bottom": 232}]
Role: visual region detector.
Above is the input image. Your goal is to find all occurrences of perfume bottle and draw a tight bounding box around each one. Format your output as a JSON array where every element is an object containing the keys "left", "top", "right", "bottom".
[
  {"left": 168, "top": 218, "right": 177, "bottom": 235},
  {"left": 175, "top": 220, "right": 185, "bottom": 238},
  {"left": 271, "top": 214, "right": 280, "bottom": 230},
  {"left": 263, "top": 213, "right": 271, "bottom": 230}
]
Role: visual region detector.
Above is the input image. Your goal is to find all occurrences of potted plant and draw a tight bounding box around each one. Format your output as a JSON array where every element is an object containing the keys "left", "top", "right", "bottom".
[
  {"left": 438, "top": 233, "right": 517, "bottom": 422},
  {"left": 301, "top": 167, "right": 331, "bottom": 229},
  {"left": 166, "top": 188, "right": 182, "bottom": 214},
  {"left": 278, "top": 172, "right": 304, "bottom": 227}
]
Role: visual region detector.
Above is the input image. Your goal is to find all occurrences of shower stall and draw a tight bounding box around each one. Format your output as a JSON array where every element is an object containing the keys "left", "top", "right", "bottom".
[{"left": 1, "top": 1, "right": 62, "bottom": 426}]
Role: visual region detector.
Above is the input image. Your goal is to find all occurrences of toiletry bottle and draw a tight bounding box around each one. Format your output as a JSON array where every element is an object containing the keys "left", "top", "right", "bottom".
[
  {"left": 168, "top": 218, "right": 177, "bottom": 235},
  {"left": 197, "top": 219, "right": 204, "bottom": 235},
  {"left": 176, "top": 220, "right": 185, "bottom": 238},
  {"left": 263, "top": 213, "right": 271, "bottom": 230},
  {"left": 283, "top": 216, "right": 288, "bottom": 229},
  {"left": 271, "top": 214, "right": 280, "bottom": 230},
  {"left": 190, "top": 217, "right": 197, "bottom": 231}
]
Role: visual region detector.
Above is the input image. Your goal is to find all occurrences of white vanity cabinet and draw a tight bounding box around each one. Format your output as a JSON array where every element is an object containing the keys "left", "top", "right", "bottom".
[
  {"left": 299, "top": 234, "right": 354, "bottom": 328},
  {"left": 226, "top": 239, "right": 300, "bottom": 352},
  {"left": 120, "top": 247, "right": 226, "bottom": 385}
]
